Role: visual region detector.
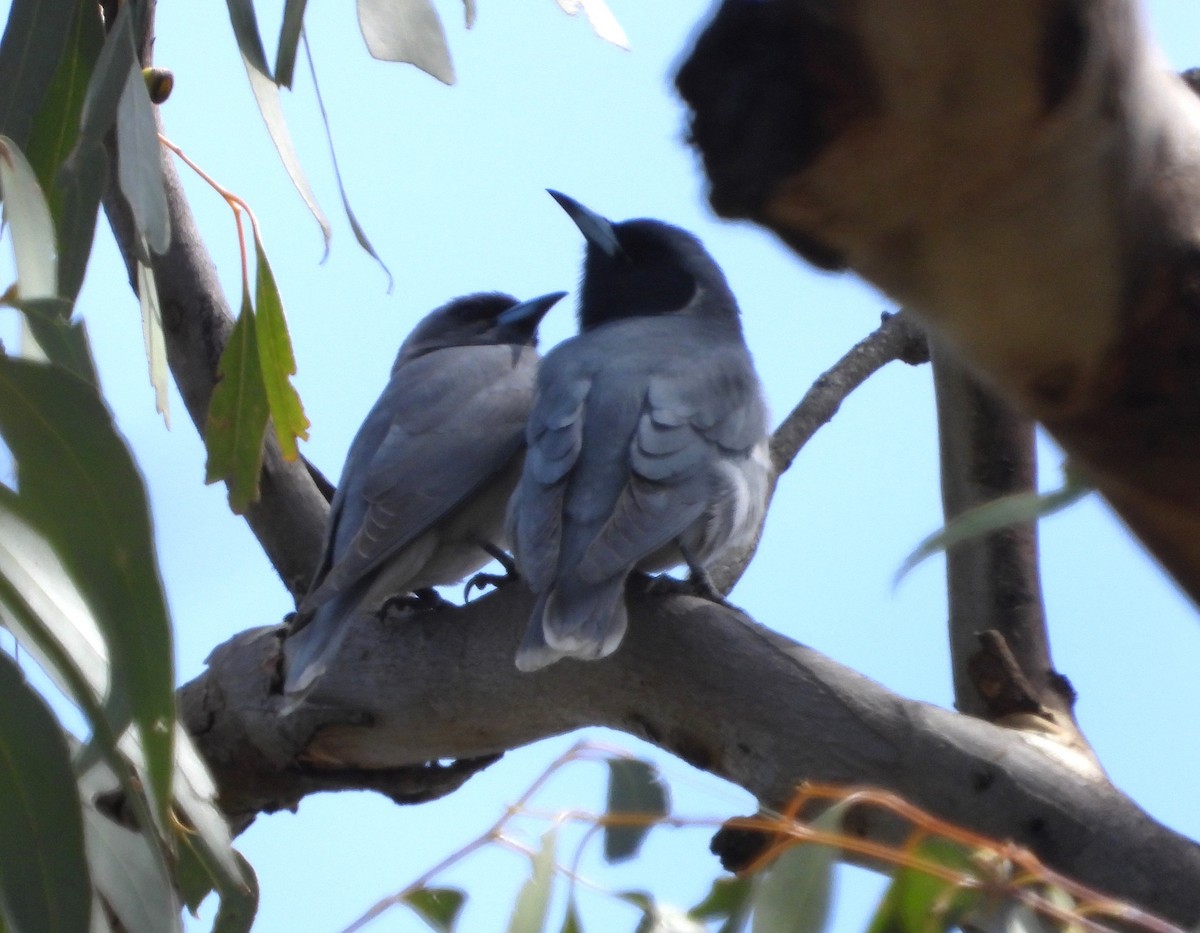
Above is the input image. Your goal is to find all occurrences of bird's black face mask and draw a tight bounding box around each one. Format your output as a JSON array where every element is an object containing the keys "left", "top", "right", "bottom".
[{"left": 578, "top": 221, "right": 701, "bottom": 330}]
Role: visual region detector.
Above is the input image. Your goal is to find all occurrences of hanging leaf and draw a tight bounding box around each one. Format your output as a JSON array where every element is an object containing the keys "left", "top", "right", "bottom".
[
  {"left": 252, "top": 238, "right": 308, "bottom": 458},
  {"left": 358, "top": 0, "right": 456, "bottom": 85},
  {"left": 689, "top": 877, "right": 754, "bottom": 933},
  {"left": 749, "top": 803, "right": 848, "bottom": 933},
  {"left": 895, "top": 472, "right": 1091, "bottom": 587},
  {"left": 866, "top": 838, "right": 980, "bottom": 933},
  {"left": 75, "top": 2, "right": 135, "bottom": 147},
  {"left": 22, "top": 0, "right": 105, "bottom": 301},
  {"left": 0, "top": 653, "right": 92, "bottom": 933},
  {"left": 6, "top": 296, "right": 98, "bottom": 384},
  {"left": 0, "top": 134, "right": 58, "bottom": 300},
  {"left": 116, "top": 63, "right": 170, "bottom": 255},
  {"left": 0, "top": 0, "right": 76, "bottom": 147},
  {"left": 224, "top": 0, "right": 331, "bottom": 253},
  {"left": 403, "top": 887, "right": 467, "bottom": 933},
  {"left": 136, "top": 252, "right": 170, "bottom": 424},
  {"left": 507, "top": 829, "right": 557, "bottom": 933},
  {"left": 0, "top": 356, "right": 175, "bottom": 826},
  {"left": 274, "top": 0, "right": 309, "bottom": 88},
  {"left": 301, "top": 33, "right": 393, "bottom": 291},
  {"left": 205, "top": 295, "right": 269, "bottom": 512},
  {"left": 603, "top": 757, "right": 670, "bottom": 863}
]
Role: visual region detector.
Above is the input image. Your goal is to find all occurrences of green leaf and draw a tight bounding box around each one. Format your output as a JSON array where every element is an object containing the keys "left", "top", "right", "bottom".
[
  {"left": 402, "top": 887, "right": 466, "bottom": 933},
  {"left": 253, "top": 238, "right": 308, "bottom": 458},
  {"left": 357, "top": 0, "right": 456, "bottom": 84},
  {"left": 80, "top": 794, "right": 180, "bottom": 933},
  {"left": 604, "top": 757, "right": 669, "bottom": 863},
  {"left": 8, "top": 297, "right": 99, "bottom": 384},
  {"left": 895, "top": 475, "right": 1091, "bottom": 587},
  {"left": 115, "top": 64, "right": 169, "bottom": 255},
  {"left": 559, "top": 899, "right": 583, "bottom": 933},
  {"left": 301, "top": 34, "right": 393, "bottom": 291},
  {"left": 210, "top": 851, "right": 258, "bottom": 933},
  {"left": 0, "top": 652, "right": 91, "bottom": 933},
  {"left": 0, "top": 134, "right": 58, "bottom": 299},
  {"left": 0, "top": 356, "right": 175, "bottom": 827},
  {"left": 689, "top": 877, "right": 754, "bottom": 933},
  {"left": 274, "top": 0, "right": 309, "bottom": 88},
  {"left": 175, "top": 836, "right": 216, "bottom": 917},
  {"left": 224, "top": 0, "right": 331, "bottom": 253},
  {"left": 136, "top": 254, "right": 170, "bottom": 423},
  {"left": 205, "top": 295, "right": 269, "bottom": 512},
  {"left": 507, "top": 829, "right": 557, "bottom": 933},
  {"left": 0, "top": 0, "right": 76, "bottom": 148},
  {"left": 22, "top": 0, "right": 105, "bottom": 301},
  {"left": 173, "top": 730, "right": 245, "bottom": 893},
  {"left": 75, "top": 1, "right": 135, "bottom": 146},
  {"left": 866, "top": 839, "right": 980, "bottom": 933},
  {"left": 750, "top": 803, "right": 848, "bottom": 933}
]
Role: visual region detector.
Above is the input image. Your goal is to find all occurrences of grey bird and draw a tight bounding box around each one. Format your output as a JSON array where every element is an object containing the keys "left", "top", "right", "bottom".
[
  {"left": 284, "top": 290, "right": 566, "bottom": 700},
  {"left": 509, "top": 193, "right": 771, "bottom": 672}
]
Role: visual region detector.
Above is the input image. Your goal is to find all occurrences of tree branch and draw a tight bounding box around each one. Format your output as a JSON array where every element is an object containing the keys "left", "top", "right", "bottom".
[
  {"left": 676, "top": 0, "right": 1200, "bottom": 605},
  {"left": 99, "top": 19, "right": 328, "bottom": 598},
  {"left": 180, "top": 583, "right": 1200, "bottom": 925},
  {"left": 710, "top": 309, "right": 928, "bottom": 593},
  {"left": 930, "top": 344, "right": 1083, "bottom": 738}
]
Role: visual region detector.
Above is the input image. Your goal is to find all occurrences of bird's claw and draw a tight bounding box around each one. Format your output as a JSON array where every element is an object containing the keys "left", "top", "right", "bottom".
[
  {"left": 463, "top": 570, "right": 518, "bottom": 602},
  {"left": 378, "top": 588, "right": 449, "bottom": 619},
  {"left": 646, "top": 570, "right": 731, "bottom": 607}
]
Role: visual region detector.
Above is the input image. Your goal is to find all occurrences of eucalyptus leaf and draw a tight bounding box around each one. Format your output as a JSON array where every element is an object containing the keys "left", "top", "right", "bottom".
[
  {"left": 136, "top": 253, "right": 170, "bottom": 424},
  {"left": 0, "top": 0, "right": 76, "bottom": 147},
  {"left": 205, "top": 295, "right": 269, "bottom": 512},
  {"left": 224, "top": 0, "right": 331, "bottom": 252},
  {"left": 0, "top": 134, "right": 58, "bottom": 300},
  {"left": 604, "top": 757, "right": 669, "bottom": 863},
  {"left": 253, "top": 238, "right": 308, "bottom": 458},
  {"left": 0, "top": 356, "right": 175, "bottom": 827},
  {"left": 274, "top": 0, "right": 309, "bottom": 88},
  {"left": 895, "top": 476, "right": 1090, "bottom": 587},
  {"left": 507, "top": 829, "right": 557, "bottom": 933},
  {"left": 82, "top": 799, "right": 180, "bottom": 933},
  {"left": 358, "top": 0, "right": 456, "bottom": 85},
  {"left": 403, "top": 887, "right": 466, "bottom": 933},
  {"left": 750, "top": 803, "right": 848, "bottom": 933},
  {"left": 0, "top": 652, "right": 92, "bottom": 933},
  {"left": 116, "top": 64, "right": 170, "bottom": 255}
]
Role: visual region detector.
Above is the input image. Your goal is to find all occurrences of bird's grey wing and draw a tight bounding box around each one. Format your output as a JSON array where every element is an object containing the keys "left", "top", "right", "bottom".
[
  {"left": 510, "top": 367, "right": 591, "bottom": 592},
  {"left": 575, "top": 344, "right": 768, "bottom": 585},
  {"left": 305, "top": 345, "right": 536, "bottom": 607}
]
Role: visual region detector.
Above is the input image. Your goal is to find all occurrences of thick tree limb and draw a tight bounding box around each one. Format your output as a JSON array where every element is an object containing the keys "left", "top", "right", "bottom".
[
  {"left": 180, "top": 583, "right": 1200, "bottom": 925},
  {"left": 676, "top": 0, "right": 1200, "bottom": 605}
]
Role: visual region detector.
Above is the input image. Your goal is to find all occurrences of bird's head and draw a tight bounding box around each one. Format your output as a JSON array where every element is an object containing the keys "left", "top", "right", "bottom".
[
  {"left": 548, "top": 190, "right": 738, "bottom": 331},
  {"left": 398, "top": 291, "right": 566, "bottom": 362}
]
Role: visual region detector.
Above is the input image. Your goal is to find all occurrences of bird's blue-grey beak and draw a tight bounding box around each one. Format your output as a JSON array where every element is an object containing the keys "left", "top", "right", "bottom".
[
  {"left": 498, "top": 290, "right": 568, "bottom": 328},
  {"left": 548, "top": 190, "right": 624, "bottom": 258}
]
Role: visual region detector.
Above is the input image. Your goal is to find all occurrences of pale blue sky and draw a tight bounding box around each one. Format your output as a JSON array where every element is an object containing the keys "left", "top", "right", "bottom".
[{"left": 3, "top": 1, "right": 1199, "bottom": 930}]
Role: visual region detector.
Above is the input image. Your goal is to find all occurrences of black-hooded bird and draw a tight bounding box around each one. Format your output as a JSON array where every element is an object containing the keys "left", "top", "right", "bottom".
[{"left": 509, "top": 193, "right": 770, "bottom": 671}]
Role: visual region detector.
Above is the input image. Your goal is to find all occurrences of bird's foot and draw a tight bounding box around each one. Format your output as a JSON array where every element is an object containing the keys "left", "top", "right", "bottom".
[
  {"left": 464, "top": 571, "right": 516, "bottom": 601},
  {"left": 464, "top": 543, "right": 521, "bottom": 601},
  {"left": 378, "top": 588, "right": 449, "bottom": 619},
  {"left": 646, "top": 569, "right": 733, "bottom": 608}
]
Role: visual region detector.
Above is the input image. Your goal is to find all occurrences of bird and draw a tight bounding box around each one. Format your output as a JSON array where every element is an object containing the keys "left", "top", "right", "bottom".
[
  {"left": 283, "top": 290, "right": 566, "bottom": 701},
  {"left": 509, "top": 192, "right": 771, "bottom": 672}
]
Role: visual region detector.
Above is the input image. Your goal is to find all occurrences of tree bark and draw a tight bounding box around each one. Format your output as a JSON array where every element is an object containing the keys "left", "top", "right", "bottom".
[
  {"left": 676, "top": 0, "right": 1200, "bottom": 606},
  {"left": 180, "top": 582, "right": 1200, "bottom": 925}
]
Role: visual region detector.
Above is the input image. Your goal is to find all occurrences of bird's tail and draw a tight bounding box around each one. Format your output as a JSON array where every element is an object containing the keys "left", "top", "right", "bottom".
[
  {"left": 515, "top": 578, "right": 627, "bottom": 672},
  {"left": 281, "top": 601, "right": 353, "bottom": 710}
]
